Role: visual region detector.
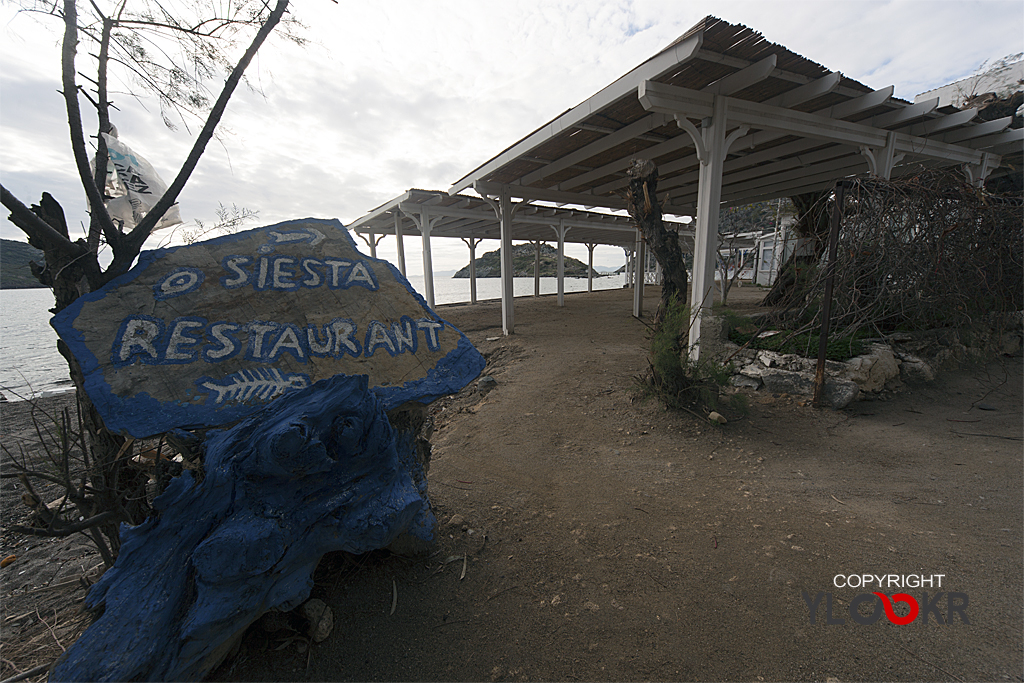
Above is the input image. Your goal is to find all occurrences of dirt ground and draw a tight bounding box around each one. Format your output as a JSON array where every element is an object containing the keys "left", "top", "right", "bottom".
[{"left": 1, "top": 285, "right": 1021, "bottom": 682}]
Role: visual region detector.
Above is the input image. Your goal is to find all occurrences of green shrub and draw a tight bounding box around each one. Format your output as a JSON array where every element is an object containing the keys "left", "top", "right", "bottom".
[
  {"left": 729, "top": 324, "right": 866, "bottom": 361},
  {"left": 635, "top": 295, "right": 737, "bottom": 414}
]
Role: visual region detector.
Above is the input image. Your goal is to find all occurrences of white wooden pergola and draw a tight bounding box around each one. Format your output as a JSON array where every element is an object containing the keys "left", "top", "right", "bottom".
[
  {"left": 440, "top": 16, "right": 1018, "bottom": 356},
  {"left": 348, "top": 188, "right": 695, "bottom": 317}
]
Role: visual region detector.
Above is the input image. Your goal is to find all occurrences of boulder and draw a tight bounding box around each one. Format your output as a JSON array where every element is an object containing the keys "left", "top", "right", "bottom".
[
  {"left": 842, "top": 344, "right": 899, "bottom": 393},
  {"left": 998, "top": 332, "right": 1022, "bottom": 356},
  {"left": 760, "top": 369, "right": 860, "bottom": 409},
  {"left": 898, "top": 354, "right": 935, "bottom": 383},
  {"left": 300, "top": 599, "right": 333, "bottom": 643},
  {"left": 760, "top": 368, "right": 812, "bottom": 396},
  {"left": 739, "top": 363, "right": 765, "bottom": 378},
  {"left": 824, "top": 379, "right": 862, "bottom": 409},
  {"left": 730, "top": 375, "right": 761, "bottom": 389},
  {"left": 51, "top": 375, "right": 439, "bottom": 683}
]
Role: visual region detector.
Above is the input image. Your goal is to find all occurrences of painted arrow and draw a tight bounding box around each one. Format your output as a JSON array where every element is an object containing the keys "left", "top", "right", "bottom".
[{"left": 267, "top": 227, "right": 326, "bottom": 246}]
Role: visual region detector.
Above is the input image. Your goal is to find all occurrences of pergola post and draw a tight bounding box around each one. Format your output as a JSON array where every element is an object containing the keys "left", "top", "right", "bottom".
[
  {"left": 356, "top": 232, "right": 384, "bottom": 259},
  {"left": 417, "top": 207, "right": 438, "bottom": 309},
  {"left": 461, "top": 237, "right": 481, "bottom": 304},
  {"left": 689, "top": 96, "right": 729, "bottom": 359},
  {"left": 499, "top": 187, "right": 515, "bottom": 335},
  {"left": 533, "top": 241, "right": 542, "bottom": 296},
  {"left": 633, "top": 228, "right": 646, "bottom": 318},
  {"left": 553, "top": 222, "right": 570, "bottom": 307},
  {"left": 586, "top": 243, "right": 596, "bottom": 292},
  {"left": 478, "top": 185, "right": 531, "bottom": 335},
  {"left": 963, "top": 151, "right": 996, "bottom": 188},
  {"left": 393, "top": 213, "right": 407, "bottom": 277},
  {"left": 859, "top": 131, "right": 903, "bottom": 180}
]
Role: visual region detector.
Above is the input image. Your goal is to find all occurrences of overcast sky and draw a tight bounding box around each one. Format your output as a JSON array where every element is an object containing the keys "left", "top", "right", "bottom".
[{"left": 2, "top": 0, "right": 1021, "bottom": 275}]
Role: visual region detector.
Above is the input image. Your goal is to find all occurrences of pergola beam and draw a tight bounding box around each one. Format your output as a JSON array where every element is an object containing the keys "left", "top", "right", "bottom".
[
  {"left": 963, "top": 127, "right": 1024, "bottom": 150},
  {"left": 901, "top": 108, "right": 978, "bottom": 136},
  {"left": 869, "top": 97, "right": 938, "bottom": 128},
  {"left": 518, "top": 113, "right": 670, "bottom": 186},
  {"left": 557, "top": 55, "right": 794, "bottom": 193},
  {"left": 693, "top": 49, "right": 879, "bottom": 100},
  {"left": 703, "top": 54, "right": 778, "bottom": 95},
  {"left": 595, "top": 85, "right": 896, "bottom": 197},
  {"left": 640, "top": 80, "right": 993, "bottom": 166},
  {"left": 475, "top": 180, "right": 626, "bottom": 210},
  {"left": 389, "top": 201, "right": 648, "bottom": 235},
  {"left": 763, "top": 71, "right": 841, "bottom": 108},
  {"left": 939, "top": 116, "right": 1012, "bottom": 144}
]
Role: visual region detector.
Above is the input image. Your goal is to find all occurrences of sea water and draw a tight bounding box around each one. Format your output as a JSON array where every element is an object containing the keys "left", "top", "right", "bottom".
[
  {"left": 0, "top": 288, "right": 77, "bottom": 400},
  {"left": 0, "top": 274, "right": 625, "bottom": 400}
]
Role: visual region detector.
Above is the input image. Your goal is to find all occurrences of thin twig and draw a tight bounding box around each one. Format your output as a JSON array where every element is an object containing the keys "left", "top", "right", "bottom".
[
  {"left": 36, "top": 609, "right": 64, "bottom": 653},
  {"left": 0, "top": 662, "right": 53, "bottom": 683},
  {"left": 894, "top": 644, "right": 966, "bottom": 683},
  {"left": 950, "top": 431, "right": 1022, "bottom": 441}
]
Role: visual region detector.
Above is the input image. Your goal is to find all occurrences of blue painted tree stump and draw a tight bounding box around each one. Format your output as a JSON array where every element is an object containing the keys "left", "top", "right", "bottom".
[{"left": 51, "top": 374, "right": 440, "bottom": 682}]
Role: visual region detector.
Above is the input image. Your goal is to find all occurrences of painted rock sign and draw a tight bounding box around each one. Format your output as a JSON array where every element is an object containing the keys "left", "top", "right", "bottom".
[{"left": 52, "top": 218, "right": 485, "bottom": 437}]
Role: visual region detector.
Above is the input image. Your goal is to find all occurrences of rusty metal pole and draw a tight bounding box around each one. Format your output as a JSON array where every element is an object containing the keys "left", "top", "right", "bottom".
[{"left": 812, "top": 180, "right": 847, "bottom": 408}]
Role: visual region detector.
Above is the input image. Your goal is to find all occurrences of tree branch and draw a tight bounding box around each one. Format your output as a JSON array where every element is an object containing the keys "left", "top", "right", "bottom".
[
  {"left": 9, "top": 511, "right": 120, "bottom": 538},
  {"left": 112, "top": 16, "right": 252, "bottom": 39},
  {"left": 104, "top": 0, "right": 290, "bottom": 281},
  {"left": 1, "top": 185, "right": 86, "bottom": 259},
  {"left": 61, "top": 0, "right": 116, "bottom": 249},
  {"left": 88, "top": 14, "right": 114, "bottom": 252}
]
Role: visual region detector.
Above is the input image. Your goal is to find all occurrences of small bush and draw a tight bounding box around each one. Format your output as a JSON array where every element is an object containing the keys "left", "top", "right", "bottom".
[
  {"left": 729, "top": 325, "right": 866, "bottom": 361},
  {"left": 635, "top": 295, "right": 736, "bottom": 414}
]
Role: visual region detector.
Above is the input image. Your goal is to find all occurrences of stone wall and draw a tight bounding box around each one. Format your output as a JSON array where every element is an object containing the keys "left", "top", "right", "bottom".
[{"left": 711, "top": 314, "right": 1023, "bottom": 409}]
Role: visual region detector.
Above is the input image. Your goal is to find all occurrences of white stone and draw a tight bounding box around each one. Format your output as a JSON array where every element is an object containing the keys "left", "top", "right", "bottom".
[
  {"left": 730, "top": 375, "right": 761, "bottom": 389},
  {"left": 739, "top": 363, "right": 765, "bottom": 378},
  {"left": 760, "top": 368, "right": 860, "bottom": 409},
  {"left": 842, "top": 344, "right": 899, "bottom": 393},
  {"left": 299, "top": 598, "right": 333, "bottom": 643}
]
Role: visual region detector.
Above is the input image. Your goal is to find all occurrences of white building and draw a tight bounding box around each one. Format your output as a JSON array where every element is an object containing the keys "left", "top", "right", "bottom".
[{"left": 915, "top": 58, "right": 1024, "bottom": 108}]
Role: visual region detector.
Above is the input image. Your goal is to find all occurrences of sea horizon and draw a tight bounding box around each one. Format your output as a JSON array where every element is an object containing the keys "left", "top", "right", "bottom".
[{"left": 0, "top": 274, "right": 627, "bottom": 400}]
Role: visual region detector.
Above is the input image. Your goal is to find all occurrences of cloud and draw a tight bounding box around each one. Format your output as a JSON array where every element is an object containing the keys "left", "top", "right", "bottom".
[{"left": 3, "top": 1, "right": 1021, "bottom": 272}]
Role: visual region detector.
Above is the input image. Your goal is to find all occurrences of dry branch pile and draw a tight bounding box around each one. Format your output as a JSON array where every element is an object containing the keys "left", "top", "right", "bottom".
[{"left": 766, "top": 170, "right": 1023, "bottom": 343}]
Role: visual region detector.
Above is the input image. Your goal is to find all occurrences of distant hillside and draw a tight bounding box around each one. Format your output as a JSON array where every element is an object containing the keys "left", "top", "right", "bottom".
[
  {"left": 454, "top": 243, "right": 598, "bottom": 278},
  {"left": 1, "top": 239, "right": 46, "bottom": 289}
]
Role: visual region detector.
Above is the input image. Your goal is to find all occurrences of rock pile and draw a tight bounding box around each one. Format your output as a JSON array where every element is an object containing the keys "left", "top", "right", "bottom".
[
  {"left": 718, "top": 311, "right": 1024, "bottom": 409},
  {"left": 724, "top": 343, "right": 933, "bottom": 409}
]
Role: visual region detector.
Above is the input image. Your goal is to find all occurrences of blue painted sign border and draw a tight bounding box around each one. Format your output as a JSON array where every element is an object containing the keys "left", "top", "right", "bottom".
[{"left": 52, "top": 218, "right": 485, "bottom": 437}]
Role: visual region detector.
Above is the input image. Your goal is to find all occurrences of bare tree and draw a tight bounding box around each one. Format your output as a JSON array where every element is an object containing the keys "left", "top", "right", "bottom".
[
  {"left": 625, "top": 159, "right": 689, "bottom": 320},
  {"left": 715, "top": 234, "right": 754, "bottom": 306},
  {"left": 166, "top": 202, "right": 260, "bottom": 246},
  {"left": 1, "top": 0, "right": 298, "bottom": 564}
]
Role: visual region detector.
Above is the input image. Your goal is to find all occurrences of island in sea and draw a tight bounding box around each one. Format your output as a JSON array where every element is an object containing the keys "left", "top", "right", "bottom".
[
  {"left": 453, "top": 243, "right": 600, "bottom": 278},
  {"left": 1, "top": 239, "right": 46, "bottom": 289}
]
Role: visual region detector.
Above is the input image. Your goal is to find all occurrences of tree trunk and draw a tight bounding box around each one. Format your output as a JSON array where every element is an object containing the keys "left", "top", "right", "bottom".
[
  {"left": 2, "top": 0, "right": 296, "bottom": 566},
  {"left": 10, "top": 193, "right": 148, "bottom": 564},
  {"left": 761, "top": 190, "right": 830, "bottom": 308},
  {"left": 625, "top": 160, "right": 688, "bottom": 320}
]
